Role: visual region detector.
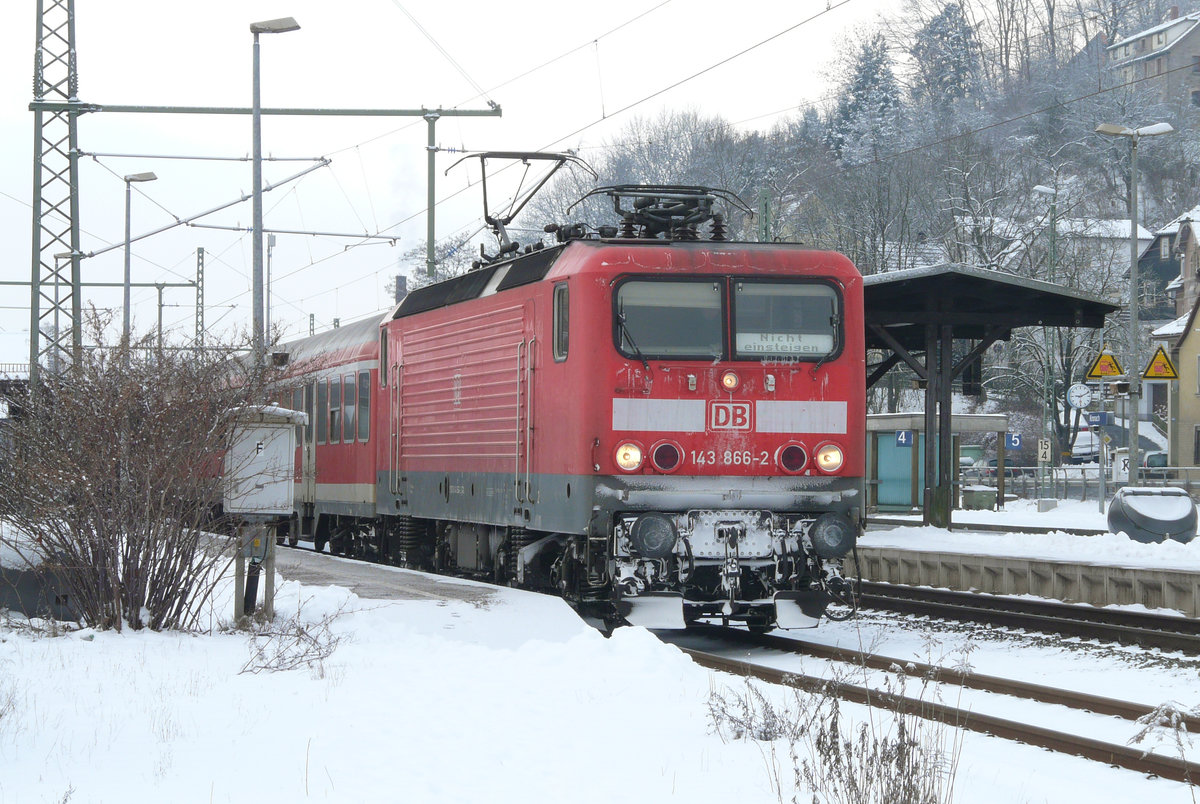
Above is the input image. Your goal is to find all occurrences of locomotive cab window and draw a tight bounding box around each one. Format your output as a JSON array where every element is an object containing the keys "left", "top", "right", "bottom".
[
  {"left": 732, "top": 281, "right": 840, "bottom": 361},
  {"left": 553, "top": 282, "right": 569, "bottom": 362},
  {"left": 614, "top": 279, "right": 723, "bottom": 359}
]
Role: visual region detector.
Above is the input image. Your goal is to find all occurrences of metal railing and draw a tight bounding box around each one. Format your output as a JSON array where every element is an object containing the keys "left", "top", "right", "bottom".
[{"left": 961, "top": 464, "right": 1200, "bottom": 502}]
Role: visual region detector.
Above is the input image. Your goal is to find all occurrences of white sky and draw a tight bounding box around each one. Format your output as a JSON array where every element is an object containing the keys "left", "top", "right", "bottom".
[{"left": 0, "top": 0, "right": 892, "bottom": 365}]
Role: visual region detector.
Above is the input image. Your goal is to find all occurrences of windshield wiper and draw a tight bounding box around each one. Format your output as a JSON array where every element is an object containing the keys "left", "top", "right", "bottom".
[{"left": 617, "top": 312, "right": 652, "bottom": 375}]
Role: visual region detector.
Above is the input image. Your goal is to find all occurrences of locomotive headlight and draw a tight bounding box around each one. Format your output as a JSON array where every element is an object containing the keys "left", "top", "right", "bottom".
[
  {"left": 720, "top": 370, "right": 740, "bottom": 391},
  {"left": 614, "top": 441, "right": 644, "bottom": 472},
  {"left": 815, "top": 443, "right": 844, "bottom": 473}
]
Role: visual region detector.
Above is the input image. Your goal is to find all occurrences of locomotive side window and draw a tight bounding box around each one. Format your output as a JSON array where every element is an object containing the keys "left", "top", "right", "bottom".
[
  {"left": 614, "top": 280, "right": 723, "bottom": 359},
  {"left": 732, "top": 281, "right": 840, "bottom": 361},
  {"left": 316, "top": 381, "right": 327, "bottom": 444},
  {"left": 329, "top": 379, "right": 342, "bottom": 444},
  {"left": 380, "top": 331, "right": 388, "bottom": 386},
  {"left": 552, "top": 283, "right": 569, "bottom": 362},
  {"left": 358, "top": 371, "right": 370, "bottom": 441},
  {"left": 343, "top": 374, "right": 356, "bottom": 442}
]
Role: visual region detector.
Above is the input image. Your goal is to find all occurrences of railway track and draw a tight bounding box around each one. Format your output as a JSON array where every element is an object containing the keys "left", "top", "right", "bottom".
[
  {"left": 670, "top": 626, "right": 1200, "bottom": 784},
  {"left": 856, "top": 581, "right": 1200, "bottom": 654}
]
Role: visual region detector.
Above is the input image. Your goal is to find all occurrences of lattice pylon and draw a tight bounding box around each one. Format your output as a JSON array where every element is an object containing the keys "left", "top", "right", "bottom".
[{"left": 30, "top": 0, "right": 83, "bottom": 384}]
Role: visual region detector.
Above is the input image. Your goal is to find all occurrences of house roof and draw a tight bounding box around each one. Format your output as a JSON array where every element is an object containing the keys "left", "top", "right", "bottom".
[
  {"left": 1108, "top": 13, "right": 1200, "bottom": 62},
  {"left": 1056, "top": 218, "right": 1153, "bottom": 240},
  {"left": 1157, "top": 203, "right": 1200, "bottom": 236},
  {"left": 1153, "top": 311, "right": 1190, "bottom": 339}
]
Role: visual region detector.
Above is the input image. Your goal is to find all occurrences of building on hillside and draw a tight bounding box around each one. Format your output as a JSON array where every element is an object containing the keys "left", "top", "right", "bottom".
[
  {"left": 1106, "top": 8, "right": 1200, "bottom": 105},
  {"left": 1154, "top": 303, "right": 1200, "bottom": 464},
  {"left": 1160, "top": 204, "right": 1200, "bottom": 316}
]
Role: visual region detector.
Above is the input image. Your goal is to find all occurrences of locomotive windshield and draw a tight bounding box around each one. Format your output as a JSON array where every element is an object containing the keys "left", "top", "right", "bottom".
[
  {"left": 732, "top": 281, "right": 839, "bottom": 360},
  {"left": 615, "top": 280, "right": 723, "bottom": 358}
]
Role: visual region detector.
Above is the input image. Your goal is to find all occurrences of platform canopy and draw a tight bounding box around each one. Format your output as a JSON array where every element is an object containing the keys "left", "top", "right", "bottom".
[{"left": 862, "top": 264, "right": 1120, "bottom": 527}]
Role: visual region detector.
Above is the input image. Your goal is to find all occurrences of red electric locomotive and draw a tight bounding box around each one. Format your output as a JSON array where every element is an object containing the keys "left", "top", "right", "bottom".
[{"left": 280, "top": 178, "right": 864, "bottom": 631}]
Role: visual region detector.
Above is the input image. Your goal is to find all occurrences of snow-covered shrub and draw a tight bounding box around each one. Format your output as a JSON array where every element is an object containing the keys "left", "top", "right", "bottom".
[{"left": 0, "top": 316, "right": 274, "bottom": 632}]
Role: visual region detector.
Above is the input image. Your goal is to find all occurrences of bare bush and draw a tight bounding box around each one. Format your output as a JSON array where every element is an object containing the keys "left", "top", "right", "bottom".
[
  {"left": 0, "top": 316, "right": 273, "bottom": 631},
  {"left": 239, "top": 604, "right": 347, "bottom": 676},
  {"left": 709, "top": 670, "right": 960, "bottom": 804},
  {"left": 1130, "top": 701, "right": 1199, "bottom": 801}
]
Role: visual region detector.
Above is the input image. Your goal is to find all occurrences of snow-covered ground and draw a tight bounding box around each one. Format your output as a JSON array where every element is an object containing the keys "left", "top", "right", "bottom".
[{"left": 3, "top": 523, "right": 1200, "bottom": 804}]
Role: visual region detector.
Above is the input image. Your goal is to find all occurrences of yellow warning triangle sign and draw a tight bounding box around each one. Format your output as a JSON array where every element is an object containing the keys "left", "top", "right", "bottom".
[
  {"left": 1142, "top": 344, "right": 1179, "bottom": 380},
  {"left": 1085, "top": 350, "right": 1124, "bottom": 380}
]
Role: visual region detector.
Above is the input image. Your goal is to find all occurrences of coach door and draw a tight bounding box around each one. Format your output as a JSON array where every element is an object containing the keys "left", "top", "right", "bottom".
[{"left": 301, "top": 382, "right": 316, "bottom": 505}]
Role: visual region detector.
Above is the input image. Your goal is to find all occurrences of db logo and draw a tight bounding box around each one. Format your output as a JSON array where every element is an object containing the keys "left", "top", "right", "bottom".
[{"left": 709, "top": 401, "right": 752, "bottom": 430}]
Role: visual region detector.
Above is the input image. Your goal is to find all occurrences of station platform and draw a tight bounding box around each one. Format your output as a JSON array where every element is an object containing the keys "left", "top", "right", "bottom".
[
  {"left": 275, "top": 543, "right": 495, "bottom": 604},
  {"left": 851, "top": 545, "right": 1200, "bottom": 617}
]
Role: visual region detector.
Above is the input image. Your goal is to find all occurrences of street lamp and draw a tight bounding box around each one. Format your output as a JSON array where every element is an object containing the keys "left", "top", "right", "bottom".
[
  {"left": 250, "top": 16, "right": 300, "bottom": 366},
  {"left": 123, "top": 171, "right": 157, "bottom": 359},
  {"left": 1096, "top": 122, "right": 1174, "bottom": 484}
]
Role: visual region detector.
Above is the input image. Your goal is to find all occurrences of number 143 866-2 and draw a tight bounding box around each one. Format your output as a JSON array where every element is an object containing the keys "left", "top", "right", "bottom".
[{"left": 690, "top": 449, "right": 770, "bottom": 467}]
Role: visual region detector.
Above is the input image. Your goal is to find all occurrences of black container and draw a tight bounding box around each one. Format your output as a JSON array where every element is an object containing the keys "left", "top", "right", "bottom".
[{"left": 1107, "top": 487, "right": 1197, "bottom": 544}]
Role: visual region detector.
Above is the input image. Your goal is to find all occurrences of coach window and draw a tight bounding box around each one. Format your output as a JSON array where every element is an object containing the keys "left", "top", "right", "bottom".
[
  {"left": 329, "top": 378, "right": 342, "bottom": 444},
  {"left": 316, "top": 381, "right": 328, "bottom": 444},
  {"left": 614, "top": 279, "right": 723, "bottom": 359},
  {"left": 358, "top": 371, "right": 371, "bottom": 441},
  {"left": 553, "top": 283, "right": 569, "bottom": 361},
  {"left": 343, "top": 374, "right": 357, "bottom": 442},
  {"left": 732, "top": 280, "right": 840, "bottom": 361}
]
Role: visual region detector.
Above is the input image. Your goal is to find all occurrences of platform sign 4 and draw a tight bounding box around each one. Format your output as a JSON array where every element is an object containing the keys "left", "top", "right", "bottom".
[
  {"left": 895, "top": 430, "right": 914, "bottom": 448},
  {"left": 1037, "top": 438, "right": 1052, "bottom": 463}
]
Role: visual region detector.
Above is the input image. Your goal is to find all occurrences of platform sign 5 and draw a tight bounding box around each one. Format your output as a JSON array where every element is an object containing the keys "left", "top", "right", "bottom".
[
  {"left": 1005, "top": 433, "right": 1021, "bottom": 450},
  {"left": 895, "top": 430, "right": 914, "bottom": 448}
]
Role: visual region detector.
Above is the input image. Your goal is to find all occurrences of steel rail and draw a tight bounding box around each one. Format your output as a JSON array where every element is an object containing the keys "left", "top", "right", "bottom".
[
  {"left": 856, "top": 582, "right": 1200, "bottom": 654},
  {"left": 680, "top": 645, "right": 1200, "bottom": 785},
  {"left": 687, "top": 625, "right": 1200, "bottom": 731}
]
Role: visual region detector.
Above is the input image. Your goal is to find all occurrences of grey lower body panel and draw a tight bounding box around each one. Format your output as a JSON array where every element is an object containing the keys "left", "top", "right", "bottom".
[{"left": 377, "top": 470, "right": 861, "bottom": 533}]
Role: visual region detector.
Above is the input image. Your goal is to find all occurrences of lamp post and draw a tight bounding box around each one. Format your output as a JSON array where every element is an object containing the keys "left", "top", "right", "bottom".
[
  {"left": 1096, "top": 122, "right": 1174, "bottom": 485},
  {"left": 250, "top": 16, "right": 300, "bottom": 366},
  {"left": 123, "top": 171, "right": 157, "bottom": 360}
]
